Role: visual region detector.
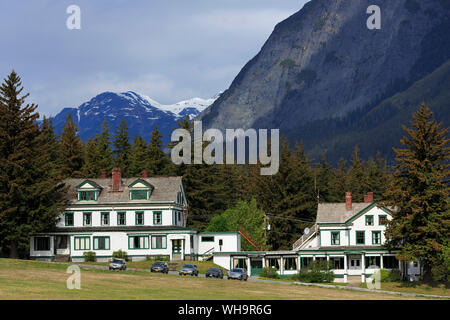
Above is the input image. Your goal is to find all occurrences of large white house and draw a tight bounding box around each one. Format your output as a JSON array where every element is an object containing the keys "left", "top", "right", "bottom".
[
  {"left": 29, "top": 169, "right": 240, "bottom": 262},
  {"left": 212, "top": 192, "right": 419, "bottom": 282}
]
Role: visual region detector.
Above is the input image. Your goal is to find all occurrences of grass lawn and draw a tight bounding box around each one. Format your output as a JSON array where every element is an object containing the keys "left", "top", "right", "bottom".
[
  {"left": 0, "top": 259, "right": 433, "bottom": 300},
  {"left": 81, "top": 259, "right": 225, "bottom": 274},
  {"left": 360, "top": 281, "right": 450, "bottom": 297}
]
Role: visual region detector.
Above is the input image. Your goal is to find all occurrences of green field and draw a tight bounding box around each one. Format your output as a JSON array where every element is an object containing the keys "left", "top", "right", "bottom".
[{"left": 0, "top": 259, "right": 435, "bottom": 300}]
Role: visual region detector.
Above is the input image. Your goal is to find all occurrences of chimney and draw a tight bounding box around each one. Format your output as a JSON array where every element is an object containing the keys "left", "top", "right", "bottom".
[
  {"left": 112, "top": 168, "right": 122, "bottom": 192},
  {"left": 142, "top": 170, "right": 149, "bottom": 178},
  {"left": 345, "top": 192, "right": 352, "bottom": 212},
  {"left": 366, "top": 192, "right": 374, "bottom": 203},
  {"left": 101, "top": 171, "right": 107, "bottom": 179}
]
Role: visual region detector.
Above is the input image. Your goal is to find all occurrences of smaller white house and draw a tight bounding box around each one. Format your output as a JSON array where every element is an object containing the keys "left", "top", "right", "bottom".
[
  {"left": 212, "top": 192, "right": 416, "bottom": 282},
  {"left": 29, "top": 169, "right": 240, "bottom": 262}
]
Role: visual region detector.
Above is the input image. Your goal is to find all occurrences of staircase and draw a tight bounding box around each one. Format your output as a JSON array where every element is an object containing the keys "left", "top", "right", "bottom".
[{"left": 53, "top": 254, "right": 70, "bottom": 262}]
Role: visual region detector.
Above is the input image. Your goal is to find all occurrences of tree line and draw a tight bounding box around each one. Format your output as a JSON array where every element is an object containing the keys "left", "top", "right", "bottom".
[{"left": 0, "top": 71, "right": 448, "bottom": 283}]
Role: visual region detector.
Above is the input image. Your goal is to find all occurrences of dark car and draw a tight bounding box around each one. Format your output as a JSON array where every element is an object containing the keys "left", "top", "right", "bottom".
[
  {"left": 205, "top": 268, "right": 224, "bottom": 279},
  {"left": 150, "top": 261, "right": 169, "bottom": 274},
  {"left": 227, "top": 268, "right": 248, "bottom": 281},
  {"left": 109, "top": 258, "right": 126, "bottom": 270},
  {"left": 179, "top": 264, "right": 199, "bottom": 276}
]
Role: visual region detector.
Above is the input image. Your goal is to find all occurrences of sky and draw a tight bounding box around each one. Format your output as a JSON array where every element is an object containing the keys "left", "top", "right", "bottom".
[{"left": 0, "top": 0, "right": 310, "bottom": 117}]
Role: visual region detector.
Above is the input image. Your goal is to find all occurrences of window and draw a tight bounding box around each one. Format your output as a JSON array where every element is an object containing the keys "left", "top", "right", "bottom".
[
  {"left": 65, "top": 212, "right": 74, "bottom": 226},
  {"left": 330, "top": 257, "right": 344, "bottom": 269},
  {"left": 284, "top": 257, "right": 297, "bottom": 270},
  {"left": 151, "top": 235, "right": 167, "bottom": 249},
  {"left": 74, "top": 237, "right": 90, "bottom": 250},
  {"left": 79, "top": 190, "right": 96, "bottom": 201},
  {"left": 128, "top": 236, "right": 149, "bottom": 249},
  {"left": 117, "top": 212, "right": 126, "bottom": 225},
  {"left": 201, "top": 236, "right": 214, "bottom": 242},
  {"left": 372, "top": 231, "right": 381, "bottom": 244},
  {"left": 365, "top": 215, "right": 374, "bottom": 226},
  {"left": 135, "top": 211, "right": 144, "bottom": 225},
  {"left": 153, "top": 211, "right": 162, "bottom": 225},
  {"left": 379, "top": 215, "right": 387, "bottom": 225},
  {"left": 93, "top": 237, "right": 110, "bottom": 250},
  {"left": 130, "top": 190, "right": 148, "bottom": 200},
  {"left": 365, "top": 256, "right": 381, "bottom": 268},
  {"left": 356, "top": 231, "right": 365, "bottom": 245},
  {"left": 383, "top": 256, "right": 398, "bottom": 269},
  {"left": 34, "top": 237, "right": 50, "bottom": 251},
  {"left": 101, "top": 212, "right": 109, "bottom": 226},
  {"left": 83, "top": 212, "right": 92, "bottom": 226},
  {"left": 331, "top": 232, "right": 340, "bottom": 245}
]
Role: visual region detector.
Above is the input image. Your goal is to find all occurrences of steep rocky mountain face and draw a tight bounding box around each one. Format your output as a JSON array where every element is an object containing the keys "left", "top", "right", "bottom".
[
  {"left": 200, "top": 0, "right": 450, "bottom": 164},
  {"left": 51, "top": 91, "right": 218, "bottom": 145}
]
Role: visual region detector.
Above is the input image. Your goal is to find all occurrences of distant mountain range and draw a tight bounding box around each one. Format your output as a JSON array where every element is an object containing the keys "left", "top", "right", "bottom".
[
  {"left": 199, "top": 0, "right": 450, "bottom": 164},
  {"left": 50, "top": 91, "right": 220, "bottom": 145}
]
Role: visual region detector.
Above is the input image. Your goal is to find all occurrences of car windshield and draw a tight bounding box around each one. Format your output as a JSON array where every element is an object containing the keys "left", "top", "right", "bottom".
[
  {"left": 231, "top": 268, "right": 242, "bottom": 273},
  {"left": 112, "top": 259, "right": 123, "bottom": 264}
]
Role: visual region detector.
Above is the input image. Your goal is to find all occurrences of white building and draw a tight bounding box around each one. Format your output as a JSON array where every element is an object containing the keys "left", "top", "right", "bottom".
[
  {"left": 212, "top": 192, "right": 414, "bottom": 282},
  {"left": 29, "top": 169, "right": 240, "bottom": 262}
]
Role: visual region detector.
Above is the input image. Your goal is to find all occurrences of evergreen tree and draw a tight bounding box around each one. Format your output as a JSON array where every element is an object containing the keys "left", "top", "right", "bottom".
[
  {"left": 0, "top": 71, "right": 67, "bottom": 257},
  {"left": 128, "top": 135, "right": 150, "bottom": 177},
  {"left": 148, "top": 124, "right": 168, "bottom": 175},
  {"left": 113, "top": 118, "right": 131, "bottom": 176},
  {"left": 97, "top": 120, "right": 113, "bottom": 173},
  {"left": 59, "top": 113, "right": 84, "bottom": 178},
  {"left": 346, "top": 145, "right": 369, "bottom": 201},
  {"left": 385, "top": 104, "right": 449, "bottom": 282}
]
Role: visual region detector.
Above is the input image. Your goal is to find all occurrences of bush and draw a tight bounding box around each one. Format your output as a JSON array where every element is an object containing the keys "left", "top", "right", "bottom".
[
  {"left": 112, "top": 250, "right": 129, "bottom": 261},
  {"left": 260, "top": 267, "right": 280, "bottom": 279},
  {"left": 83, "top": 251, "right": 96, "bottom": 262},
  {"left": 290, "top": 260, "right": 334, "bottom": 283}
]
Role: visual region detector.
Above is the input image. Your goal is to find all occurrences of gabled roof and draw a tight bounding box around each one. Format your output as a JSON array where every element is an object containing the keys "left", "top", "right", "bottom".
[
  {"left": 65, "top": 176, "right": 184, "bottom": 204},
  {"left": 316, "top": 202, "right": 394, "bottom": 225}
]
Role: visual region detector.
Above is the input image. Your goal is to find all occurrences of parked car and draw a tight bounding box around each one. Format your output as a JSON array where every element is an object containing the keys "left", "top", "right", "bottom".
[
  {"left": 205, "top": 268, "right": 224, "bottom": 279},
  {"left": 227, "top": 268, "right": 248, "bottom": 281},
  {"left": 179, "top": 264, "right": 199, "bottom": 276},
  {"left": 150, "top": 261, "right": 169, "bottom": 274},
  {"left": 109, "top": 258, "right": 126, "bottom": 270}
]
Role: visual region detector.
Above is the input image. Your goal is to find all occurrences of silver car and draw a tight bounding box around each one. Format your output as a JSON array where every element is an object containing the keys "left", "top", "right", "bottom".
[
  {"left": 227, "top": 268, "right": 248, "bottom": 281},
  {"left": 109, "top": 258, "right": 127, "bottom": 270}
]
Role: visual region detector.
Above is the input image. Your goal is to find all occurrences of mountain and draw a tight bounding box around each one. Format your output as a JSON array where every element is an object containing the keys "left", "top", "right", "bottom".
[
  {"left": 199, "top": 0, "right": 450, "bottom": 164},
  {"left": 50, "top": 91, "right": 219, "bottom": 145}
]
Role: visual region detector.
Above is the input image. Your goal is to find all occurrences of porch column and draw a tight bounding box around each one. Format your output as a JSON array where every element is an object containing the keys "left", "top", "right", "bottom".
[
  {"left": 343, "top": 255, "right": 348, "bottom": 283},
  {"left": 361, "top": 253, "right": 366, "bottom": 283}
]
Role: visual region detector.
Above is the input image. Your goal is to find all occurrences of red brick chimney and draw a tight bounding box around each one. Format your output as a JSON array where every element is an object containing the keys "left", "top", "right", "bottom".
[
  {"left": 111, "top": 168, "right": 122, "bottom": 191},
  {"left": 101, "top": 171, "right": 107, "bottom": 179},
  {"left": 142, "top": 170, "right": 148, "bottom": 178},
  {"left": 366, "top": 192, "right": 374, "bottom": 203},
  {"left": 345, "top": 192, "right": 352, "bottom": 212}
]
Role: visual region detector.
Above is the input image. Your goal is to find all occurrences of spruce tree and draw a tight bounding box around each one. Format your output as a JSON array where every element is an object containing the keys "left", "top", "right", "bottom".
[
  {"left": 0, "top": 71, "right": 67, "bottom": 257},
  {"left": 128, "top": 135, "right": 150, "bottom": 177},
  {"left": 59, "top": 113, "right": 84, "bottom": 178},
  {"left": 385, "top": 104, "right": 449, "bottom": 282},
  {"left": 113, "top": 118, "right": 131, "bottom": 176}
]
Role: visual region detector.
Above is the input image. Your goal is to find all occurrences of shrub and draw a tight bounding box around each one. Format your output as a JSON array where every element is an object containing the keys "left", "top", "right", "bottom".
[
  {"left": 290, "top": 260, "right": 334, "bottom": 283},
  {"left": 260, "top": 267, "right": 280, "bottom": 279},
  {"left": 83, "top": 251, "right": 96, "bottom": 262},
  {"left": 112, "top": 250, "right": 129, "bottom": 261}
]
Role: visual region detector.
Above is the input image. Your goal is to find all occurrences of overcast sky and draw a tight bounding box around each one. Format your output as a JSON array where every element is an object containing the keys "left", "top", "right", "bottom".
[{"left": 0, "top": 0, "right": 309, "bottom": 117}]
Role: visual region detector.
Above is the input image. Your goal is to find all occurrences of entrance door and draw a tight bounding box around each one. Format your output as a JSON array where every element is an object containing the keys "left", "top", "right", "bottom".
[
  {"left": 250, "top": 259, "right": 263, "bottom": 276},
  {"left": 172, "top": 239, "right": 182, "bottom": 261}
]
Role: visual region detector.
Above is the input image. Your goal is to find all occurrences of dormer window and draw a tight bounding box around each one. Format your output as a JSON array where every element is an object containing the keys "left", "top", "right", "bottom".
[
  {"left": 128, "top": 179, "right": 153, "bottom": 200},
  {"left": 76, "top": 180, "right": 101, "bottom": 202}
]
